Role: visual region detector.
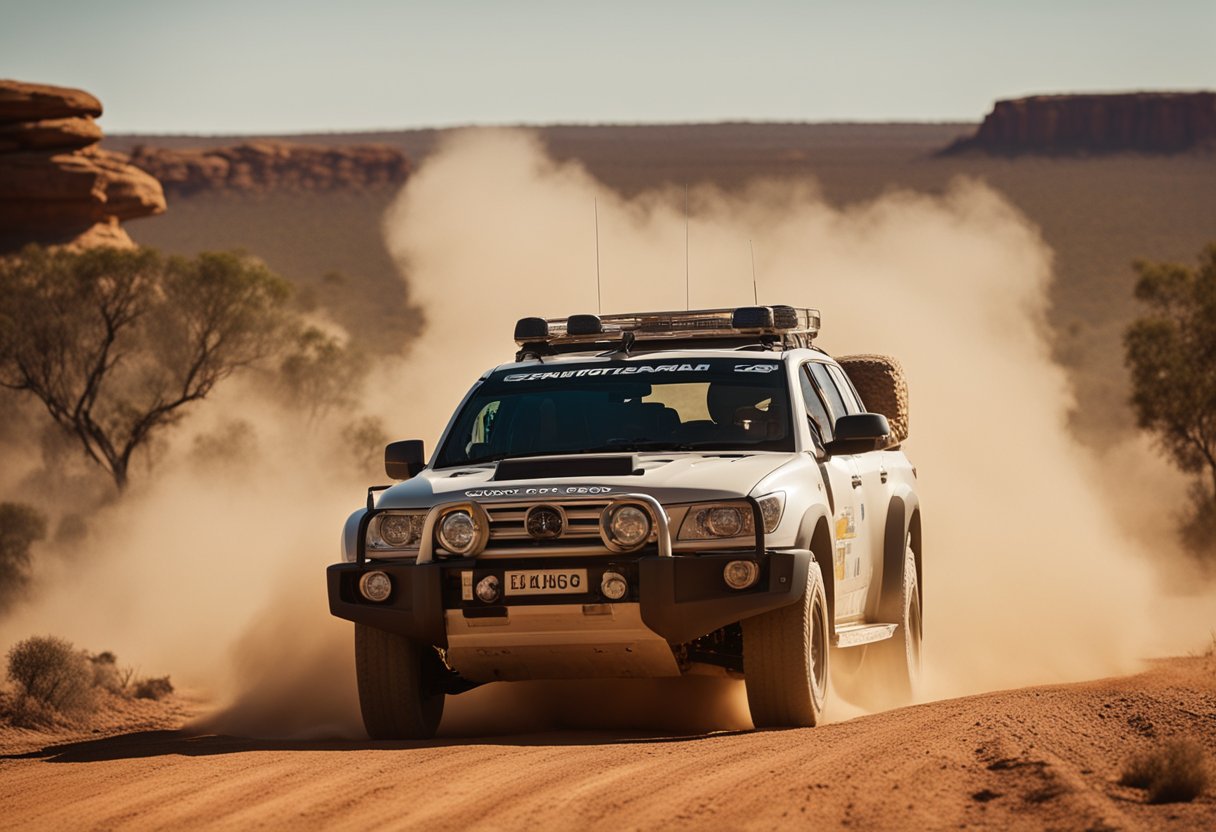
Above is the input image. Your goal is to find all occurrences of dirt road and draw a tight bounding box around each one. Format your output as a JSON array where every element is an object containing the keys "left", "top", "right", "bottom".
[{"left": 2, "top": 657, "right": 1213, "bottom": 831}]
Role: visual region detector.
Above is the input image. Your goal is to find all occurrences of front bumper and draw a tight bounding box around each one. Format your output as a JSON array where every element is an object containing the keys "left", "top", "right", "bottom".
[{"left": 327, "top": 548, "right": 811, "bottom": 648}]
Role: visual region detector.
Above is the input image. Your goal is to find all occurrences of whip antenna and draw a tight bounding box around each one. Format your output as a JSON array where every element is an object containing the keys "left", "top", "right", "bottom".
[
  {"left": 750, "top": 239, "right": 758, "bottom": 304},
  {"left": 684, "top": 185, "right": 690, "bottom": 310},
  {"left": 594, "top": 198, "right": 602, "bottom": 314}
]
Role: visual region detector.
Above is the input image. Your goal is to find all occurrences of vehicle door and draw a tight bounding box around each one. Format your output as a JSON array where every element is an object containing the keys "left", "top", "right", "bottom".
[
  {"left": 825, "top": 362, "right": 894, "bottom": 615},
  {"left": 801, "top": 361, "right": 868, "bottom": 624}
]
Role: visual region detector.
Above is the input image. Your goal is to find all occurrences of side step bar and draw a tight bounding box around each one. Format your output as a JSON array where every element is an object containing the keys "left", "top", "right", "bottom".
[{"left": 833, "top": 622, "right": 898, "bottom": 648}]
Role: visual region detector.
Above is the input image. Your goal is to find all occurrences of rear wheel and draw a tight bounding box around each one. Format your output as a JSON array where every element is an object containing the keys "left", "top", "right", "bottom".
[
  {"left": 859, "top": 541, "right": 921, "bottom": 709},
  {"left": 355, "top": 623, "right": 445, "bottom": 739},
  {"left": 743, "top": 561, "right": 830, "bottom": 728}
]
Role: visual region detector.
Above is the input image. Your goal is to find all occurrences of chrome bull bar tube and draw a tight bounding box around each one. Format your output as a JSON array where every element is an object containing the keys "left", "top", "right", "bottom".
[{"left": 416, "top": 492, "right": 672, "bottom": 563}]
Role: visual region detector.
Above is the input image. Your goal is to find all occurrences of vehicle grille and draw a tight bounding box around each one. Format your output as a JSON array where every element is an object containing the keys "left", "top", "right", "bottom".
[{"left": 483, "top": 499, "right": 612, "bottom": 552}]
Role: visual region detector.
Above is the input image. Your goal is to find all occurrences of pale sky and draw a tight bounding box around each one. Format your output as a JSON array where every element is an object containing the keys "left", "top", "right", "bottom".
[{"left": 2, "top": 0, "right": 1214, "bottom": 134}]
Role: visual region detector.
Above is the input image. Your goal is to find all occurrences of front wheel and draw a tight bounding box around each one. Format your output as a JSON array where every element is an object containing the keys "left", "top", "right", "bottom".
[
  {"left": 742, "top": 560, "right": 830, "bottom": 728},
  {"left": 355, "top": 623, "right": 445, "bottom": 739}
]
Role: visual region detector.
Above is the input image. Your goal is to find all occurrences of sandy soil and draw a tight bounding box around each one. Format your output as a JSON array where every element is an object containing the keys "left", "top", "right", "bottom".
[{"left": 1, "top": 657, "right": 1213, "bottom": 831}]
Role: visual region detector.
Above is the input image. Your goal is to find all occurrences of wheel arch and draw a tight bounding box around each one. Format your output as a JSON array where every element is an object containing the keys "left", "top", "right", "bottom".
[
  {"left": 796, "top": 506, "right": 835, "bottom": 636},
  {"left": 879, "top": 489, "right": 921, "bottom": 633}
]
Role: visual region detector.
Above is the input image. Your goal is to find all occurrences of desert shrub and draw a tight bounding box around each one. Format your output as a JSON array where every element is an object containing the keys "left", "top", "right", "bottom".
[
  {"left": 133, "top": 675, "right": 174, "bottom": 700},
  {"left": 89, "top": 651, "right": 134, "bottom": 695},
  {"left": 0, "top": 502, "right": 47, "bottom": 611},
  {"left": 1120, "top": 738, "right": 1210, "bottom": 803},
  {"left": 5, "top": 635, "right": 96, "bottom": 716}
]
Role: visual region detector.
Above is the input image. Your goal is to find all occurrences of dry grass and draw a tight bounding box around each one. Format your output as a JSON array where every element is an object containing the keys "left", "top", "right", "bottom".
[{"left": 1120, "top": 737, "right": 1210, "bottom": 804}]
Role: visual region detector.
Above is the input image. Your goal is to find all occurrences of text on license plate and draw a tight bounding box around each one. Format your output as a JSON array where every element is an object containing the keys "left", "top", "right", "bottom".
[{"left": 504, "top": 569, "right": 588, "bottom": 596}]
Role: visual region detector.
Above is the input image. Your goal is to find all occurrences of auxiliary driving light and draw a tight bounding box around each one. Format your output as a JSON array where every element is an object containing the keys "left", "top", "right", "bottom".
[
  {"left": 475, "top": 575, "right": 501, "bottom": 603},
  {"left": 439, "top": 510, "right": 477, "bottom": 554},
  {"left": 602, "top": 504, "right": 651, "bottom": 551},
  {"left": 723, "top": 560, "right": 759, "bottom": 590},
  {"left": 358, "top": 570, "right": 393, "bottom": 602},
  {"left": 600, "top": 571, "right": 628, "bottom": 601}
]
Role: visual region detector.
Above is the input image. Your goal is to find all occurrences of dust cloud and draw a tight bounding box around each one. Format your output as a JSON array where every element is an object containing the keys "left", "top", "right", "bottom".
[
  {"left": 1, "top": 128, "right": 1209, "bottom": 740},
  {"left": 383, "top": 129, "right": 1194, "bottom": 705}
]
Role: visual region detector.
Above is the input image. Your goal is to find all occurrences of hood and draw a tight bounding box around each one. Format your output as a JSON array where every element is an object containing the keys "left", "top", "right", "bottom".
[{"left": 375, "top": 452, "right": 797, "bottom": 508}]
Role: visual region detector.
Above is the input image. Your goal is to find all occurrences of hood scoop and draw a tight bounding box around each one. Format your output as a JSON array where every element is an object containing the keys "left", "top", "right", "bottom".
[{"left": 494, "top": 455, "right": 640, "bottom": 481}]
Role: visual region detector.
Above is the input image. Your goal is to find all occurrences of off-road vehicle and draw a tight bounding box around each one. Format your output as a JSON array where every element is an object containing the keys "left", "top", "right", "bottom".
[{"left": 327, "top": 306, "right": 922, "bottom": 738}]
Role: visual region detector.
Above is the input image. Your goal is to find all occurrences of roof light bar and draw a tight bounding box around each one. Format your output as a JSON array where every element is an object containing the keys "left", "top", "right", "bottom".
[{"left": 513, "top": 305, "right": 820, "bottom": 347}]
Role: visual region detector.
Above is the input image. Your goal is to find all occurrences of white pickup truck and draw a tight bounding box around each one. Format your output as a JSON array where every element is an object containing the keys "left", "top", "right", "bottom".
[{"left": 328, "top": 306, "right": 922, "bottom": 738}]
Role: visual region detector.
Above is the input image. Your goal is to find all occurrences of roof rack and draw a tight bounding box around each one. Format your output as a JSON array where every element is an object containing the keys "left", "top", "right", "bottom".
[{"left": 513, "top": 305, "right": 820, "bottom": 357}]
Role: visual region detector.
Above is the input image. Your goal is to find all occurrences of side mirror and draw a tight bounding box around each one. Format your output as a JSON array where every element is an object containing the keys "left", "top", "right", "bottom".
[
  {"left": 824, "top": 413, "right": 890, "bottom": 456},
  {"left": 385, "top": 440, "right": 426, "bottom": 480}
]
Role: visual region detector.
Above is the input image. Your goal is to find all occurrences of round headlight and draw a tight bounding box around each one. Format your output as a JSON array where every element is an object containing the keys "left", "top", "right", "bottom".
[
  {"left": 379, "top": 514, "right": 417, "bottom": 547},
  {"left": 705, "top": 507, "right": 745, "bottom": 537},
  {"left": 605, "top": 505, "right": 651, "bottom": 549},
  {"left": 439, "top": 510, "right": 477, "bottom": 553}
]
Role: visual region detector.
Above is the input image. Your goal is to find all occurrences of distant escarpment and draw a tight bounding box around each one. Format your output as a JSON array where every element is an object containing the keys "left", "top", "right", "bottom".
[
  {"left": 127, "top": 143, "right": 411, "bottom": 197},
  {"left": 943, "top": 92, "right": 1216, "bottom": 155},
  {"left": 0, "top": 80, "right": 166, "bottom": 252}
]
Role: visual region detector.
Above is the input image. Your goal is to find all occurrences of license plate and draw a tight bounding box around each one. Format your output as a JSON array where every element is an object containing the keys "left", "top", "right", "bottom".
[{"left": 504, "top": 568, "right": 588, "bottom": 596}]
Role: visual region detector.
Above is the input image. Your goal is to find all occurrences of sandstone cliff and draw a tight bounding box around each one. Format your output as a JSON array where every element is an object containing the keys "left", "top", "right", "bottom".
[
  {"left": 943, "top": 92, "right": 1216, "bottom": 155},
  {"left": 127, "top": 142, "right": 410, "bottom": 196},
  {"left": 0, "top": 80, "right": 166, "bottom": 251}
]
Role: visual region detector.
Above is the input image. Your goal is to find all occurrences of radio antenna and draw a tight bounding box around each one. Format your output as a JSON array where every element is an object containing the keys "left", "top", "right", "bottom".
[
  {"left": 684, "top": 185, "right": 690, "bottom": 310},
  {"left": 594, "top": 198, "right": 602, "bottom": 314},
  {"left": 750, "top": 239, "right": 758, "bottom": 304}
]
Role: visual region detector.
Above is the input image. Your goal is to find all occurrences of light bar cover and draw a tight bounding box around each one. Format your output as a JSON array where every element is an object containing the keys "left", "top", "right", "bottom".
[{"left": 513, "top": 306, "right": 820, "bottom": 345}]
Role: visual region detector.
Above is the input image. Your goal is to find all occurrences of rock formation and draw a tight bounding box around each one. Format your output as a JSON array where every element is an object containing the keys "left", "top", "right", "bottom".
[
  {"left": 0, "top": 80, "right": 166, "bottom": 251},
  {"left": 943, "top": 92, "right": 1216, "bottom": 155},
  {"left": 127, "top": 142, "right": 410, "bottom": 196}
]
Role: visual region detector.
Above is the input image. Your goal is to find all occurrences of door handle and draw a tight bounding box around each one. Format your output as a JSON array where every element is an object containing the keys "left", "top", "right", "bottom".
[
  {"left": 851, "top": 475, "right": 862, "bottom": 488},
  {"left": 880, "top": 469, "right": 888, "bottom": 484}
]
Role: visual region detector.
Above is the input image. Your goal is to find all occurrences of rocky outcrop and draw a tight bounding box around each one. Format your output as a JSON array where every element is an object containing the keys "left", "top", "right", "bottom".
[
  {"left": 943, "top": 92, "right": 1216, "bottom": 155},
  {"left": 127, "top": 142, "right": 410, "bottom": 196},
  {"left": 0, "top": 80, "right": 165, "bottom": 252}
]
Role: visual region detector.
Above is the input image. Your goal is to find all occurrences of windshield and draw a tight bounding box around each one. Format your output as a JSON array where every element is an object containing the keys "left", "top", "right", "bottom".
[{"left": 435, "top": 358, "right": 793, "bottom": 468}]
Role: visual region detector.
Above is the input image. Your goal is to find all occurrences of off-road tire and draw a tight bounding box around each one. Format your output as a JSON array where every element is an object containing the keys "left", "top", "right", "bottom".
[
  {"left": 862, "top": 542, "right": 921, "bottom": 708},
  {"left": 837, "top": 354, "right": 909, "bottom": 445},
  {"left": 743, "top": 561, "right": 830, "bottom": 728},
  {"left": 355, "top": 623, "right": 445, "bottom": 740}
]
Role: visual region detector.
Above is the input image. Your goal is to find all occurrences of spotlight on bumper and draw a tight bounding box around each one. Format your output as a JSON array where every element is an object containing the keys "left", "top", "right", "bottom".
[
  {"left": 475, "top": 575, "right": 501, "bottom": 603},
  {"left": 358, "top": 570, "right": 393, "bottom": 602},
  {"left": 723, "top": 560, "right": 759, "bottom": 590},
  {"left": 600, "top": 570, "right": 628, "bottom": 601}
]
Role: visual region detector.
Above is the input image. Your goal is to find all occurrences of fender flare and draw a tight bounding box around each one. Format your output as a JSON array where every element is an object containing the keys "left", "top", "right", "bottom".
[
  {"left": 341, "top": 508, "right": 367, "bottom": 563},
  {"left": 879, "top": 487, "right": 922, "bottom": 634},
  {"left": 796, "top": 504, "right": 836, "bottom": 635}
]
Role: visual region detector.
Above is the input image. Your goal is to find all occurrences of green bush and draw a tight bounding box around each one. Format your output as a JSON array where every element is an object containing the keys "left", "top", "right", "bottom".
[
  {"left": 5, "top": 635, "right": 96, "bottom": 716},
  {"left": 1121, "top": 738, "right": 1210, "bottom": 803}
]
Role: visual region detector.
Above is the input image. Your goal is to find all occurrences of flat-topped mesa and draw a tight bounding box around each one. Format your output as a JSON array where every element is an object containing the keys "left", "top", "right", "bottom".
[
  {"left": 942, "top": 92, "right": 1216, "bottom": 155},
  {"left": 127, "top": 142, "right": 411, "bottom": 196},
  {"left": 0, "top": 79, "right": 166, "bottom": 252}
]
